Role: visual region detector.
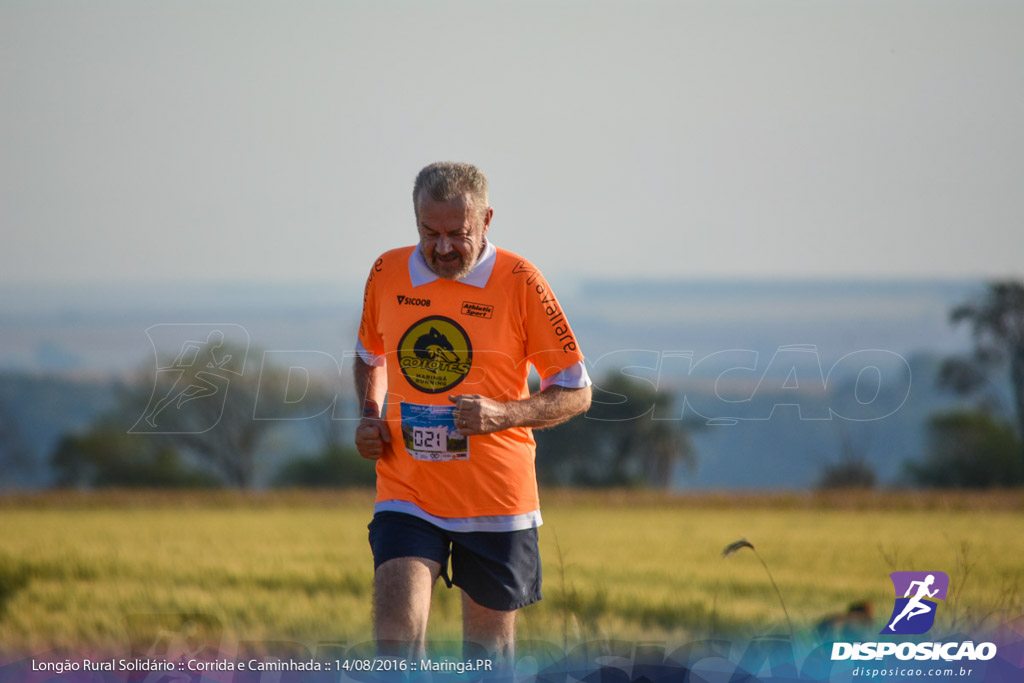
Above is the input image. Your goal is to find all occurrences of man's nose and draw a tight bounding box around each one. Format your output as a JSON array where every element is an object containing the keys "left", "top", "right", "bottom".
[{"left": 436, "top": 235, "right": 453, "bottom": 253}]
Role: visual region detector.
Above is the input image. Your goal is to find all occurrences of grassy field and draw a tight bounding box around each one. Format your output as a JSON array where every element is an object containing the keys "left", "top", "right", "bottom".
[{"left": 1, "top": 489, "right": 1022, "bottom": 655}]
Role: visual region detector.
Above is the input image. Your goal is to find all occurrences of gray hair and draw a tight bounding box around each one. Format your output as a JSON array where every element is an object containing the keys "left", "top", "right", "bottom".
[{"left": 412, "top": 162, "right": 489, "bottom": 217}]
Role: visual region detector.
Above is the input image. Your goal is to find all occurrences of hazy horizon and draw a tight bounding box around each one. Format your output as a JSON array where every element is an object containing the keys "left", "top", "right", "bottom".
[{"left": 0, "top": 277, "right": 978, "bottom": 378}]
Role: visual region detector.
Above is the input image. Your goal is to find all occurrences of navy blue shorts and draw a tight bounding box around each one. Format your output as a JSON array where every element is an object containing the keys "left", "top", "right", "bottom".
[{"left": 367, "top": 511, "right": 542, "bottom": 611}]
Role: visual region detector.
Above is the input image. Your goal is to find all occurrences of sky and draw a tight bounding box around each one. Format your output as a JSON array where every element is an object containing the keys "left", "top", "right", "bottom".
[{"left": 2, "top": 1, "right": 1023, "bottom": 289}]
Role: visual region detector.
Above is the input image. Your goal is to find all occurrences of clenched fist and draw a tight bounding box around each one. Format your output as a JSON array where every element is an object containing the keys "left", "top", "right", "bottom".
[
  {"left": 355, "top": 414, "right": 391, "bottom": 460},
  {"left": 448, "top": 394, "right": 510, "bottom": 435}
]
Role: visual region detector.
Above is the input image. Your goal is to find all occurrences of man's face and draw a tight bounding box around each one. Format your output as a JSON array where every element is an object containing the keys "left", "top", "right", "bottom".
[{"left": 416, "top": 192, "right": 492, "bottom": 280}]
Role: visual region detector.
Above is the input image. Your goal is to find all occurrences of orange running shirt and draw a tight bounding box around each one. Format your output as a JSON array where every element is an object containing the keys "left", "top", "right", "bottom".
[{"left": 357, "top": 242, "right": 587, "bottom": 522}]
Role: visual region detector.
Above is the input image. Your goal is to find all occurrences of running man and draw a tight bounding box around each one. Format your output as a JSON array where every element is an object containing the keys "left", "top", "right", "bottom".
[
  {"left": 353, "top": 162, "right": 592, "bottom": 664},
  {"left": 888, "top": 574, "right": 939, "bottom": 631}
]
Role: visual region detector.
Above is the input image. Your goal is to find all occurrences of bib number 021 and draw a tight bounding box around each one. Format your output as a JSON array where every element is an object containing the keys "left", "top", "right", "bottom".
[{"left": 399, "top": 402, "right": 469, "bottom": 461}]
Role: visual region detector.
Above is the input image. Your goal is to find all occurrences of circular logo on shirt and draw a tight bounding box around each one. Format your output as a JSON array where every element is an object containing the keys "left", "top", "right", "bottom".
[{"left": 397, "top": 316, "right": 473, "bottom": 393}]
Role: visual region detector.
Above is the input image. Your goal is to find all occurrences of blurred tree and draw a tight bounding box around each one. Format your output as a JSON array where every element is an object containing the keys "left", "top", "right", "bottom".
[
  {"left": 51, "top": 422, "right": 218, "bottom": 488},
  {"left": 817, "top": 424, "right": 877, "bottom": 489},
  {"left": 534, "top": 372, "right": 696, "bottom": 488},
  {"left": 272, "top": 444, "right": 376, "bottom": 488},
  {"left": 119, "top": 340, "right": 321, "bottom": 488},
  {"left": 0, "top": 399, "right": 35, "bottom": 489},
  {"left": 939, "top": 280, "right": 1024, "bottom": 466},
  {"left": 903, "top": 411, "right": 1023, "bottom": 488},
  {"left": 306, "top": 383, "right": 353, "bottom": 454}
]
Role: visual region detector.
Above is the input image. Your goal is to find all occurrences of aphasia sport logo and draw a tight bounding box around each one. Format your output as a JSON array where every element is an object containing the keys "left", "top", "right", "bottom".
[{"left": 831, "top": 571, "right": 997, "bottom": 663}]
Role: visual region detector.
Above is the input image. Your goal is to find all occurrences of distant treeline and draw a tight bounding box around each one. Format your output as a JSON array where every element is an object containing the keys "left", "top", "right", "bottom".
[{"left": 2, "top": 280, "right": 1022, "bottom": 491}]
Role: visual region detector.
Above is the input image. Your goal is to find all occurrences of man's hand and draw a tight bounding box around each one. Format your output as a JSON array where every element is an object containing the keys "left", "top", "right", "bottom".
[
  {"left": 353, "top": 360, "right": 389, "bottom": 461},
  {"left": 450, "top": 385, "right": 592, "bottom": 435},
  {"left": 355, "top": 414, "right": 391, "bottom": 460},
  {"left": 449, "top": 394, "right": 509, "bottom": 435}
]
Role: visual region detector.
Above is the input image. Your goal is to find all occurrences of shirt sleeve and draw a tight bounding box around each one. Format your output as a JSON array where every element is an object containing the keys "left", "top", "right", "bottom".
[
  {"left": 355, "top": 339, "right": 386, "bottom": 367},
  {"left": 356, "top": 256, "right": 386, "bottom": 362},
  {"left": 519, "top": 262, "right": 587, "bottom": 383},
  {"left": 540, "top": 359, "right": 592, "bottom": 390}
]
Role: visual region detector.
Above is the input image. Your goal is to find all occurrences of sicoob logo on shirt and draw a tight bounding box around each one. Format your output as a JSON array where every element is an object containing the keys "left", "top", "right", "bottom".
[{"left": 398, "top": 316, "right": 473, "bottom": 393}]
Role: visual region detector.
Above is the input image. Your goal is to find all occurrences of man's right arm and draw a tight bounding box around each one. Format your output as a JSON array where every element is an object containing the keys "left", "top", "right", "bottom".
[{"left": 353, "top": 354, "right": 390, "bottom": 460}]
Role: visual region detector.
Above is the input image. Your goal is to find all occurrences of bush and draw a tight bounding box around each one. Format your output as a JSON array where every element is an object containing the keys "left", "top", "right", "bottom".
[
  {"left": 817, "top": 458, "right": 877, "bottom": 489},
  {"left": 534, "top": 373, "right": 696, "bottom": 488},
  {"left": 51, "top": 426, "right": 219, "bottom": 488},
  {"left": 904, "top": 411, "right": 1024, "bottom": 488},
  {"left": 272, "top": 445, "right": 376, "bottom": 488}
]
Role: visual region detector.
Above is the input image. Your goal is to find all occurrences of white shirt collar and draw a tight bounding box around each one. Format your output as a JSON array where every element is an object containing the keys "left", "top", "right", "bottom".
[{"left": 408, "top": 239, "right": 497, "bottom": 288}]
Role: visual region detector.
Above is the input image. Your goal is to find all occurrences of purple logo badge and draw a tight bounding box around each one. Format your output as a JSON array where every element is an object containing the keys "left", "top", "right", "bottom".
[{"left": 881, "top": 571, "right": 949, "bottom": 635}]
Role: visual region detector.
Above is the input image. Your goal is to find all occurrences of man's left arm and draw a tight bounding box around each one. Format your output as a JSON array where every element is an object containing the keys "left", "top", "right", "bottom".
[{"left": 449, "top": 385, "right": 592, "bottom": 435}]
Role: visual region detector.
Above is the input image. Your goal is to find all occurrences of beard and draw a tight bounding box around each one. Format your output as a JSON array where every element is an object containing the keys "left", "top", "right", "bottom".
[{"left": 425, "top": 247, "right": 476, "bottom": 281}]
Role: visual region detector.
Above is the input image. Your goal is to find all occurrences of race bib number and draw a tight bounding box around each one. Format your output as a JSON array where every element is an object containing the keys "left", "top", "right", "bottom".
[{"left": 399, "top": 403, "right": 469, "bottom": 462}]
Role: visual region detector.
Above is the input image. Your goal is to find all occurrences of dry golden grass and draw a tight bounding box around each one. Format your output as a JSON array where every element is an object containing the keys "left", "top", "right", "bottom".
[
  {"left": 1, "top": 489, "right": 1021, "bottom": 654},
  {"left": 4, "top": 487, "right": 1021, "bottom": 511}
]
